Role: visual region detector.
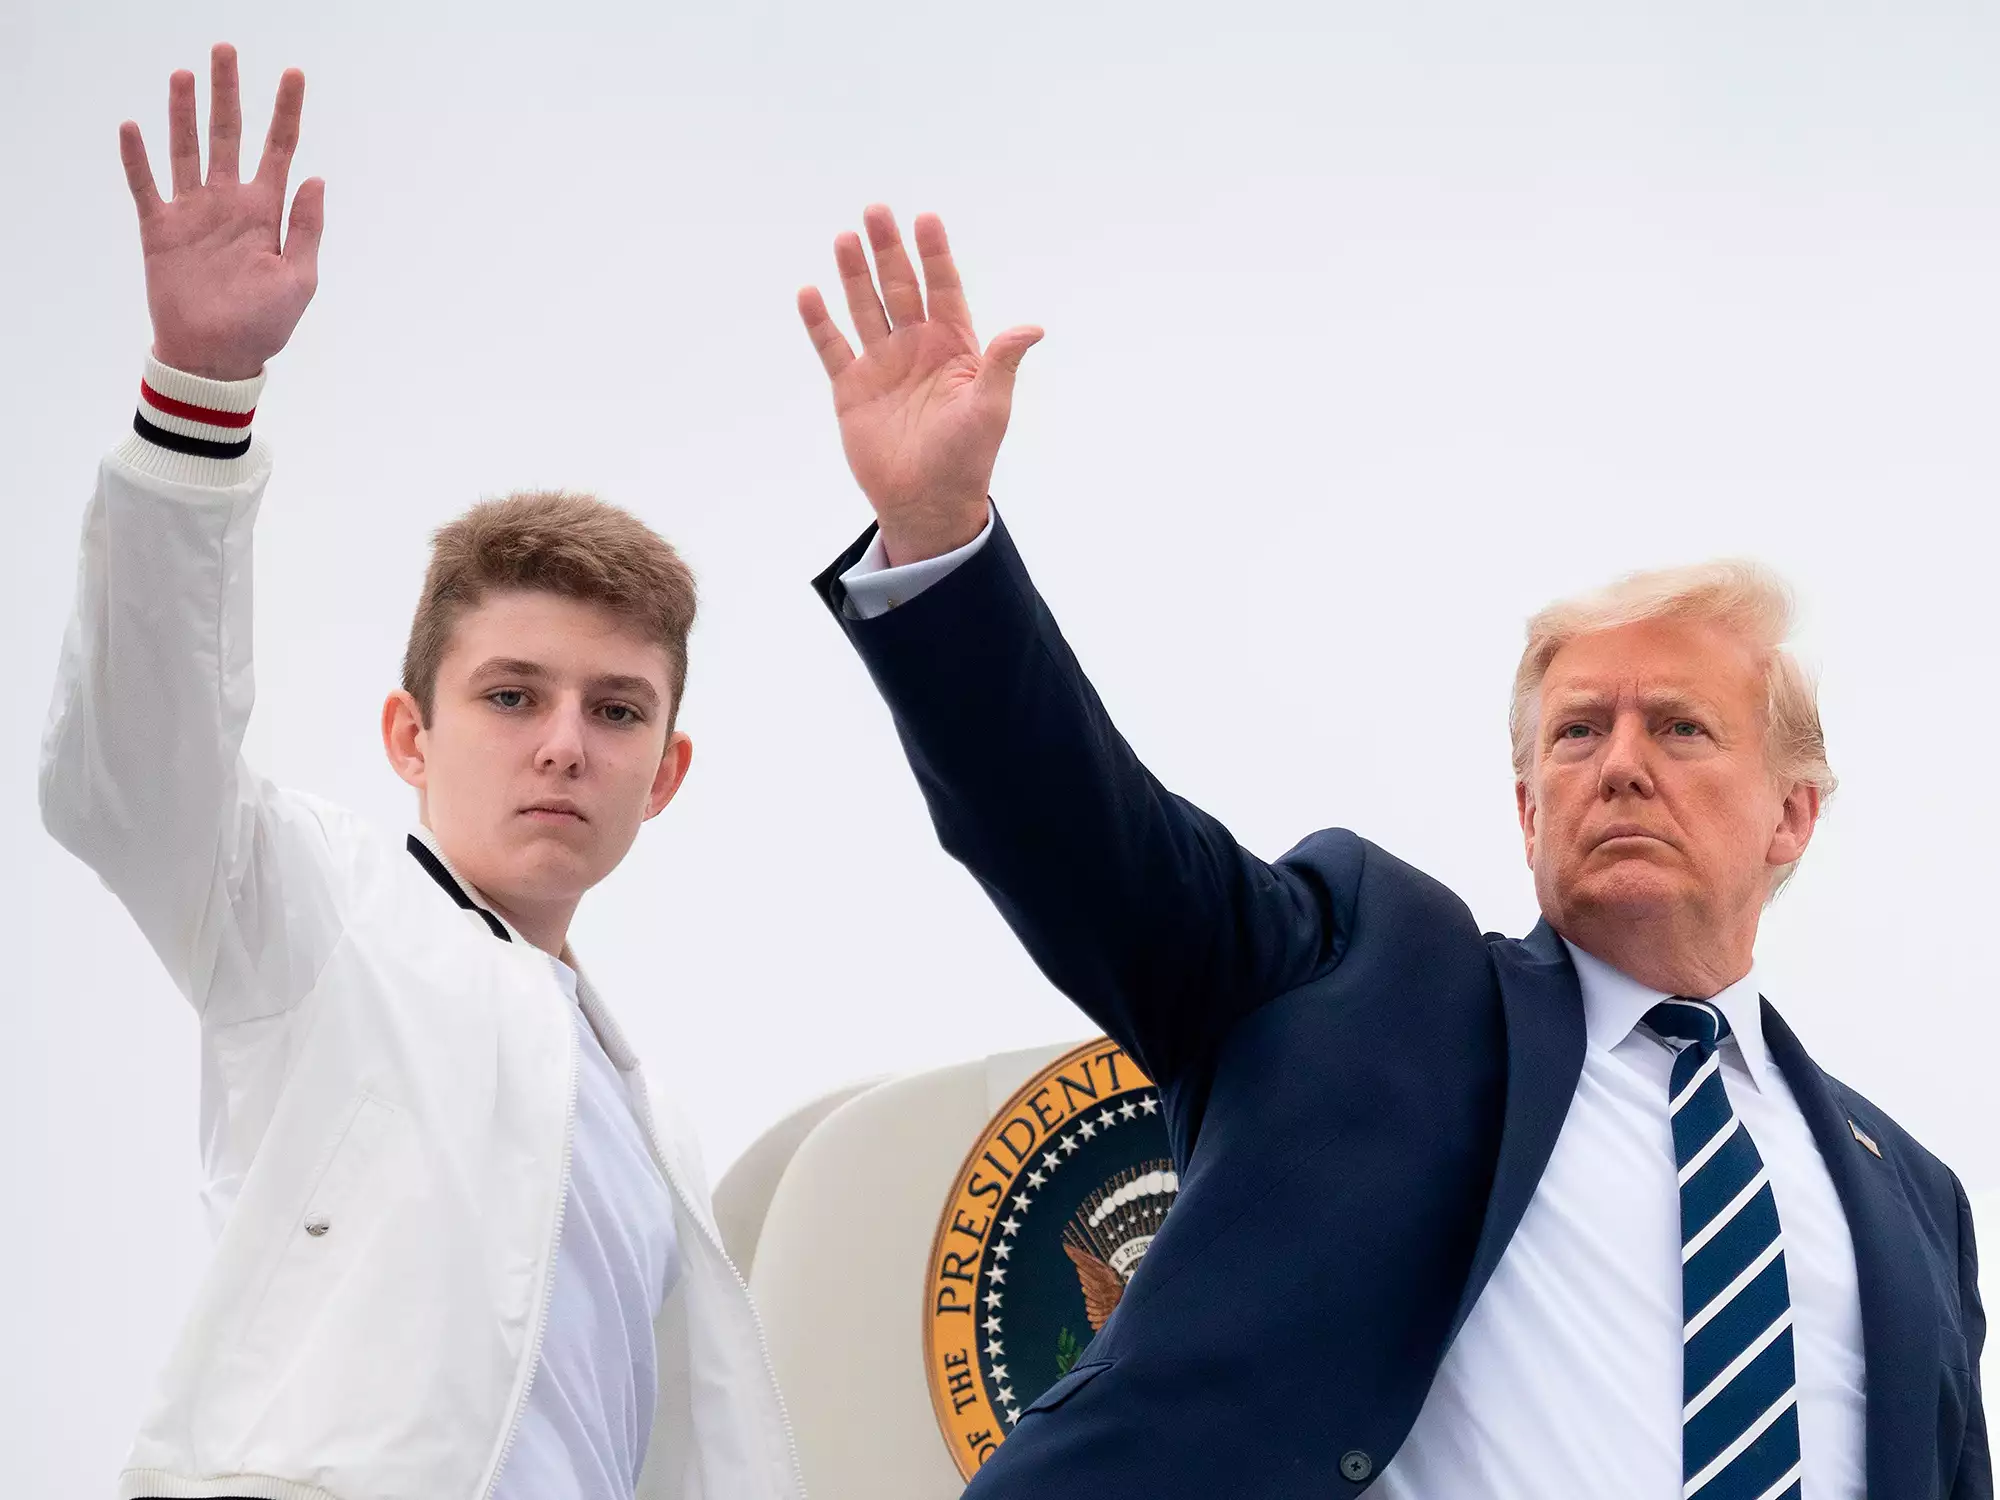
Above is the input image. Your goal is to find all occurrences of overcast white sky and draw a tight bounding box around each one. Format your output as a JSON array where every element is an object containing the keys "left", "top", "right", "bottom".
[{"left": 5, "top": 0, "right": 1996, "bottom": 1488}]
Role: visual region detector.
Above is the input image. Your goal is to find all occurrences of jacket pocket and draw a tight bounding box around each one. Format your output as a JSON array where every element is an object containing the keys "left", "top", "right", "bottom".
[
  {"left": 1022, "top": 1358, "right": 1114, "bottom": 1418},
  {"left": 234, "top": 1093, "right": 412, "bottom": 1362}
]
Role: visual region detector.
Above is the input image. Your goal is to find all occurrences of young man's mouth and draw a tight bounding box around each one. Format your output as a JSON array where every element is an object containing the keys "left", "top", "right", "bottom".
[{"left": 522, "top": 802, "right": 587, "bottom": 823}]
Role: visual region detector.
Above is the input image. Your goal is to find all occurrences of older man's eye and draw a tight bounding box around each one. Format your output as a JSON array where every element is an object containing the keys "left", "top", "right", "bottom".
[
  {"left": 1558, "top": 723, "right": 1593, "bottom": 740},
  {"left": 1670, "top": 720, "right": 1703, "bottom": 737}
]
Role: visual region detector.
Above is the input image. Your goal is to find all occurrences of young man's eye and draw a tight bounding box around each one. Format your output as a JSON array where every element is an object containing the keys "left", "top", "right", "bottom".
[
  {"left": 600, "top": 703, "right": 644, "bottom": 725},
  {"left": 488, "top": 689, "right": 529, "bottom": 711}
]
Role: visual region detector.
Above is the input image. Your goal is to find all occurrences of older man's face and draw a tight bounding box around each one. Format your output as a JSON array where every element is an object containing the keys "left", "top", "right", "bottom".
[{"left": 1517, "top": 618, "right": 1816, "bottom": 946}]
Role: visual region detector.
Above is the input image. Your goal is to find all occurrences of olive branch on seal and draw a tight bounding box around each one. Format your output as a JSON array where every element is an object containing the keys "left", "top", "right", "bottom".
[{"left": 1055, "top": 1326, "right": 1082, "bottom": 1377}]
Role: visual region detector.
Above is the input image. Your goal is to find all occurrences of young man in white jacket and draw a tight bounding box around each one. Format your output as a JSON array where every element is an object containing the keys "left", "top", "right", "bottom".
[{"left": 39, "top": 45, "right": 802, "bottom": 1500}]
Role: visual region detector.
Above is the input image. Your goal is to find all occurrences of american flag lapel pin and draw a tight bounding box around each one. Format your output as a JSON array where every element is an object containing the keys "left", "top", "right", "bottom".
[{"left": 1848, "top": 1119, "right": 1883, "bottom": 1158}]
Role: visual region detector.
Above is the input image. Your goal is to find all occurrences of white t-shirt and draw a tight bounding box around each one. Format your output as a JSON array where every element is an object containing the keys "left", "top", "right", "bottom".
[{"left": 493, "top": 957, "right": 683, "bottom": 1500}]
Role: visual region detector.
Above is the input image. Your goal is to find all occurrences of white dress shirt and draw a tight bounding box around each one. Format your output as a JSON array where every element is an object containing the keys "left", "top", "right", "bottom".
[
  {"left": 493, "top": 957, "right": 683, "bottom": 1500},
  {"left": 842, "top": 523, "right": 1870, "bottom": 1496},
  {"left": 1367, "top": 944, "right": 1866, "bottom": 1498}
]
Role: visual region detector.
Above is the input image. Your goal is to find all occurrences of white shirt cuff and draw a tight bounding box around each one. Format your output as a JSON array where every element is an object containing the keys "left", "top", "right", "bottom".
[{"left": 837, "top": 512, "right": 996, "bottom": 621}]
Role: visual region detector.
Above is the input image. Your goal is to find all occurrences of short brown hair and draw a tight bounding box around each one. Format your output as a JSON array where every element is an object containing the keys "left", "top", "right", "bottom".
[{"left": 403, "top": 490, "right": 698, "bottom": 727}]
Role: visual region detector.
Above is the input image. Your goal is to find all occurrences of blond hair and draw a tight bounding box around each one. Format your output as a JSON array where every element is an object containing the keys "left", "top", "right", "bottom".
[
  {"left": 1509, "top": 560, "right": 1835, "bottom": 894},
  {"left": 403, "top": 491, "right": 697, "bottom": 728}
]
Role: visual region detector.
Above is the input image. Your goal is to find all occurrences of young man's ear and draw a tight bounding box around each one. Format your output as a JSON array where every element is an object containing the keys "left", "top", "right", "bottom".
[
  {"left": 645, "top": 732, "right": 695, "bottom": 820},
  {"left": 382, "top": 689, "right": 429, "bottom": 791}
]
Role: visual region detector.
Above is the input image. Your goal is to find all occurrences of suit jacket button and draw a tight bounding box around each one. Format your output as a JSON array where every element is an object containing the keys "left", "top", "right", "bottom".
[{"left": 1340, "top": 1451, "right": 1373, "bottom": 1483}]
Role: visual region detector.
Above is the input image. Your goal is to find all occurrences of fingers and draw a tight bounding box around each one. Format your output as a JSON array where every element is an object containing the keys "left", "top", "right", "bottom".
[
  {"left": 975, "top": 324, "right": 1044, "bottom": 400},
  {"left": 797, "top": 287, "right": 856, "bottom": 378},
  {"left": 118, "top": 121, "right": 163, "bottom": 221},
  {"left": 812, "top": 206, "right": 1013, "bottom": 381},
  {"left": 984, "top": 325, "right": 1043, "bottom": 374},
  {"left": 834, "top": 230, "right": 891, "bottom": 347},
  {"left": 207, "top": 43, "right": 242, "bottom": 184},
  {"left": 863, "top": 204, "right": 925, "bottom": 329},
  {"left": 283, "top": 177, "right": 326, "bottom": 285},
  {"left": 913, "top": 212, "right": 971, "bottom": 330},
  {"left": 167, "top": 69, "right": 201, "bottom": 196},
  {"left": 255, "top": 68, "right": 306, "bottom": 193}
]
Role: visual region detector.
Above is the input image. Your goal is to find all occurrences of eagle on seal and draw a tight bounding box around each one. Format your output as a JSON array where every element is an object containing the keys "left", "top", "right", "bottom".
[{"left": 1061, "top": 1162, "right": 1180, "bottom": 1331}]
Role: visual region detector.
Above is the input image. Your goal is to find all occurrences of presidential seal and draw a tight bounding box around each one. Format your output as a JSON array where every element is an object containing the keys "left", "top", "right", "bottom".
[{"left": 924, "top": 1039, "right": 1176, "bottom": 1477}]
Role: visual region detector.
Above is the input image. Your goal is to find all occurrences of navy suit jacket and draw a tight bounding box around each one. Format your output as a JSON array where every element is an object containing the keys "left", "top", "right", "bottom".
[{"left": 814, "top": 511, "right": 1988, "bottom": 1499}]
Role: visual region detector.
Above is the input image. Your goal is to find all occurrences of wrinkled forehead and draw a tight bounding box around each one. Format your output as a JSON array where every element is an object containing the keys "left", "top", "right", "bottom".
[{"left": 1538, "top": 616, "right": 1766, "bottom": 718}]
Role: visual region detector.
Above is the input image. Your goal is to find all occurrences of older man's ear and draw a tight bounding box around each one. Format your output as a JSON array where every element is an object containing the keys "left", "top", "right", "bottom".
[
  {"left": 1765, "top": 781, "right": 1821, "bottom": 876},
  {"left": 1516, "top": 778, "right": 1539, "bottom": 867}
]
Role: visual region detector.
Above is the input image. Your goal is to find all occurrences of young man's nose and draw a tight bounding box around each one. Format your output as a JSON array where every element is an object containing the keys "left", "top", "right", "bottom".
[{"left": 535, "top": 702, "right": 589, "bottom": 774}]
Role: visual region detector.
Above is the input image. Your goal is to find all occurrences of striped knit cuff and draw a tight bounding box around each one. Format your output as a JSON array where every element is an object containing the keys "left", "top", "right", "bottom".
[{"left": 116, "top": 356, "right": 268, "bottom": 487}]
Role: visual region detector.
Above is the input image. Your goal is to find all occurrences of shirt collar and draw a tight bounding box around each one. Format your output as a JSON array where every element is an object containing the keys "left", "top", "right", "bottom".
[
  {"left": 1562, "top": 938, "right": 1773, "bottom": 1093},
  {"left": 548, "top": 953, "right": 581, "bottom": 1002}
]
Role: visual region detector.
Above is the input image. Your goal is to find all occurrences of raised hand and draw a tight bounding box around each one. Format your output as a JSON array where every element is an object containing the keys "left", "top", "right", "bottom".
[
  {"left": 798, "top": 207, "right": 1042, "bottom": 566},
  {"left": 120, "top": 44, "right": 323, "bottom": 381}
]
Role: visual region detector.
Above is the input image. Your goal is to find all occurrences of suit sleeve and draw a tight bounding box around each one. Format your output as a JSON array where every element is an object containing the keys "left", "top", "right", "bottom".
[
  {"left": 813, "top": 508, "right": 1343, "bottom": 1088},
  {"left": 1952, "top": 1174, "right": 1992, "bottom": 1498},
  {"left": 39, "top": 397, "right": 341, "bottom": 1025}
]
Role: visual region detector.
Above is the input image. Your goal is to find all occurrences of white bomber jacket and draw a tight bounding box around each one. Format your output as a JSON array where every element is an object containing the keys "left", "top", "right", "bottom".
[{"left": 39, "top": 362, "right": 805, "bottom": 1500}]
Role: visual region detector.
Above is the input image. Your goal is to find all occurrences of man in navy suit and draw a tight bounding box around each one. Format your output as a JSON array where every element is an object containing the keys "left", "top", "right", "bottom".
[{"left": 793, "top": 207, "right": 1987, "bottom": 1499}]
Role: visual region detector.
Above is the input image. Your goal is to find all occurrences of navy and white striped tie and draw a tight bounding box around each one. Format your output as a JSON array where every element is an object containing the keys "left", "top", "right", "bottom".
[{"left": 1643, "top": 998, "right": 1803, "bottom": 1500}]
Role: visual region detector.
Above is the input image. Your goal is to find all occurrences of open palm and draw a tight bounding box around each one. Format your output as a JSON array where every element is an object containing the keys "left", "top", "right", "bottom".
[
  {"left": 123, "top": 45, "right": 323, "bottom": 382},
  {"left": 799, "top": 208, "right": 1041, "bottom": 566}
]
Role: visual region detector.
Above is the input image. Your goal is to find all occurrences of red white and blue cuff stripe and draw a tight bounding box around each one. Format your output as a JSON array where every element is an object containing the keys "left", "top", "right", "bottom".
[{"left": 132, "top": 357, "right": 264, "bottom": 461}]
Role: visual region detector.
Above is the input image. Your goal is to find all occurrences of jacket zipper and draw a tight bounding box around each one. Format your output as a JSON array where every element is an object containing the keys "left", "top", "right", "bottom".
[
  {"left": 632, "top": 1082, "right": 809, "bottom": 1498},
  {"left": 481, "top": 1009, "right": 582, "bottom": 1500}
]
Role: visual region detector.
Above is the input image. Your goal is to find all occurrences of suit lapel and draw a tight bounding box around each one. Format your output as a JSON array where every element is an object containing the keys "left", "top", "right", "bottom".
[
  {"left": 1447, "top": 919, "right": 1588, "bottom": 1344},
  {"left": 1438, "top": 954, "right": 1940, "bottom": 1484},
  {"left": 1762, "top": 999, "right": 1935, "bottom": 1496}
]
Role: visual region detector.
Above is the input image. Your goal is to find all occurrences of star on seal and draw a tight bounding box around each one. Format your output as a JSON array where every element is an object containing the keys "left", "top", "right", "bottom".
[{"left": 924, "top": 1039, "right": 1175, "bottom": 1478}]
